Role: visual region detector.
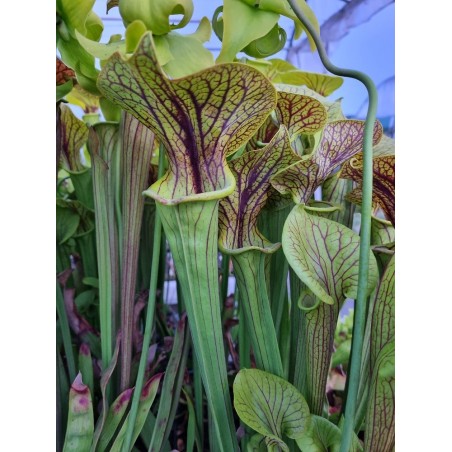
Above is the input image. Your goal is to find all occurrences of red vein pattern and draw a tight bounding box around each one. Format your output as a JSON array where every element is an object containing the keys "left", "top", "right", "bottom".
[
  {"left": 56, "top": 57, "right": 75, "bottom": 85},
  {"left": 219, "top": 126, "right": 298, "bottom": 251},
  {"left": 97, "top": 32, "right": 277, "bottom": 202},
  {"left": 342, "top": 151, "right": 395, "bottom": 226},
  {"left": 275, "top": 91, "right": 327, "bottom": 138},
  {"left": 271, "top": 119, "right": 382, "bottom": 205},
  {"left": 283, "top": 206, "right": 378, "bottom": 307},
  {"left": 58, "top": 104, "right": 89, "bottom": 172}
]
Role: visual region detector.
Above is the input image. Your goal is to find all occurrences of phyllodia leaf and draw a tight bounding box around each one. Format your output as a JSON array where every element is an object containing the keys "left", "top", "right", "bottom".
[
  {"left": 282, "top": 205, "right": 379, "bottom": 305},
  {"left": 234, "top": 368, "right": 311, "bottom": 450}
]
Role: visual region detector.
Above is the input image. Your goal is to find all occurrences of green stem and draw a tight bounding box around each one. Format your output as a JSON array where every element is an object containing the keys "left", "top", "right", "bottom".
[
  {"left": 287, "top": 1, "right": 378, "bottom": 448},
  {"left": 121, "top": 145, "right": 165, "bottom": 452},
  {"left": 232, "top": 250, "right": 283, "bottom": 377},
  {"left": 56, "top": 280, "right": 76, "bottom": 382}
]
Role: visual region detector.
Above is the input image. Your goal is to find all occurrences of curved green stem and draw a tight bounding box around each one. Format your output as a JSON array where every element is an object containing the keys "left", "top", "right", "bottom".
[
  {"left": 121, "top": 145, "right": 165, "bottom": 452},
  {"left": 286, "top": 1, "right": 378, "bottom": 449}
]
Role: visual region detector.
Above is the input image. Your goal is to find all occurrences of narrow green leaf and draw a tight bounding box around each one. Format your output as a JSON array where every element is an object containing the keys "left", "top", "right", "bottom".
[
  {"left": 95, "top": 388, "right": 133, "bottom": 452},
  {"left": 150, "top": 316, "right": 190, "bottom": 450},
  {"left": 184, "top": 389, "right": 203, "bottom": 452},
  {"left": 109, "top": 373, "right": 163, "bottom": 451},
  {"left": 234, "top": 368, "right": 311, "bottom": 449},
  {"left": 91, "top": 334, "right": 121, "bottom": 451},
  {"left": 63, "top": 373, "right": 94, "bottom": 452},
  {"left": 78, "top": 343, "right": 94, "bottom": 397}
]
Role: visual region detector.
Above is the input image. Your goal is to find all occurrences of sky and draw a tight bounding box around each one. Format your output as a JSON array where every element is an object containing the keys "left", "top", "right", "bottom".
[{"left": 92, "top": 0, "right": 395, "bottom": 119}]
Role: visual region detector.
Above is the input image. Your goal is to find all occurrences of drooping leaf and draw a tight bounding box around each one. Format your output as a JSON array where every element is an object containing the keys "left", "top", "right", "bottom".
[
  {"left": 98, "top": 32, "right": 277, "bottom": 204},
  {"left": 63, "top": 373, "right": 94, "bottom": 452},
  {"left": 78, "top": 343, "right": 94, "bottom": 397},
  {"left": 92, "top": 334, "right": 121, "bottom": 451},
  {"left": 341, "top": 152, "right": 395, "bottom": 226},
  {"left": 149, "top": 316, "right": 190, "bottom": 450},
  {"left": 219, "top": 126, "right": 297, "bottom": 253},
  {"left": 119, "top": 0, "right": 194, "bottom": 35},
  {"left": 234, "top": 368, "right": 311, "bottom": 450},
  {"left": 282, "top": 205, "right": 379, "bottom": 305},
  {"left": 58, "top": 104, "right": 89, "bottom": 172}
]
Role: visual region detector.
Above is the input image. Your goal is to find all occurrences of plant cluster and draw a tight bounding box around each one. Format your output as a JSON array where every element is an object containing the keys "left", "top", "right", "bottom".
[{"left": 56, "top": 1, "right": 395, "bottom": 451}]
